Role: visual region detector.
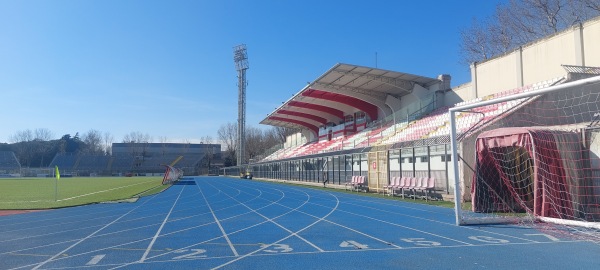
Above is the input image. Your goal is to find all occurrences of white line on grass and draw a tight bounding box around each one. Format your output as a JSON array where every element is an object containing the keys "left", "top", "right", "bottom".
[
  {"left": 139, "top": 185, "right": 186, "bottom": 263},
  {"left": 5, "top": 186, "right": 295, "bottom": 270},
  {"left": 58, "top": 180, "right": 157, "bottom": 202}
]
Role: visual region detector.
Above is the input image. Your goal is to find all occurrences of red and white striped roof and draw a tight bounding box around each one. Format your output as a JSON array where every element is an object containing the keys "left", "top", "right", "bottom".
[{"left": 260, "top": 63, "right": 440, "bottom": 135}]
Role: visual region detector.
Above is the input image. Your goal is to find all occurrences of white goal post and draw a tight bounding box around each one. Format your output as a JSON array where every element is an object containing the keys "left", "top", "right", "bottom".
[{"left": 449, "top": 75, "right": 600, "bottom": 230}]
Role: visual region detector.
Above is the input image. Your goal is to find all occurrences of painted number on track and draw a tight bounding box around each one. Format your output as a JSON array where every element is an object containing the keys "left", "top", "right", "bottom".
[
  {"left": 525, "top": 233, "right": 560, "bottom": 242},
  {"left": 400, "top": 238, "right": 441, "bottom": 247},
  {"left": 172, "top": 249, "right": 207, "bottom": 260},
  {"left": 340, "top": 241, "right": 369, "bottom": 249},
  {"left": 468, "top": 236, "right": 510, "bottom": 244},
  {"left": 260, "top": 244, "right": 293, "bottom": 253}
]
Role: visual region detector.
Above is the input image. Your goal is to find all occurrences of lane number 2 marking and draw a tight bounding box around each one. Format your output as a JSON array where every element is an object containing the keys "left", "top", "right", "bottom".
[{"left": 172, "top": 249, "right": 207, "bottom": 260}]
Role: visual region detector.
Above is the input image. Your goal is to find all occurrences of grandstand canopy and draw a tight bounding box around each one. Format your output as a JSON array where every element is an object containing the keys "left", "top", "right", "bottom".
[{"left": 260, "top": 63, "right": 440, "bottom": 135}]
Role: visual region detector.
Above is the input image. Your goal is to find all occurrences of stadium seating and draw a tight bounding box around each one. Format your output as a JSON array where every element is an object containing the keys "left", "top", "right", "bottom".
[
  {"left": 259, "top": 77, "right": 566, "bottom": 162},
  {"left": 0, "top": 151, "right": 21, "bottom": 174}
]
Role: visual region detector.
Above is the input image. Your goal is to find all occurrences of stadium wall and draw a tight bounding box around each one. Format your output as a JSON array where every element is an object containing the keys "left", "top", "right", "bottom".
[{"left": 468, "top": 16, "right": 600, "bottom": 98}]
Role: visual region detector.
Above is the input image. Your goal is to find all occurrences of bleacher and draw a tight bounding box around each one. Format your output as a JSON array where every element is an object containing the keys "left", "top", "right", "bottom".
[
  {"left": 49, "top": 153, "right": 78, "bottom": 170},
  {"left": 77, "top": 155, "right": 111, "bottom": 171},
  {"left": 260, "top": 77, "right": 565, "bottom": 162},
  {"left": 0, "top": 151, "right": 21, "bottom": 175},
  {"left": 46, "top": 152, "right": 206, "bottom": 176}
]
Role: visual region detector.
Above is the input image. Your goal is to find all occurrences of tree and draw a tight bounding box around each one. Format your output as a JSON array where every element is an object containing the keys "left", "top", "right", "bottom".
[
  {"left": 103, "top": 132, "right": 114, "bottom": 155},
  {"left": 122, "top": 131, "right": 152, "bottom": 157},
  {"left": 200, "top": 135, "right": 216, "bottom": 175},
  {"left": 459, "top": 0, "right": 600, "bottom": 64},
  {"left": 82, "top": 129, "right": 103, "bottom": 155},
  {"left": 218, "top": 122, "right": 237, "bottom": 166},
  {"left": 10, "top": 129, "right": 34, "bottom": 167},
  {"left": 273, "top": 126, "right": 298, "bottom": 144}
]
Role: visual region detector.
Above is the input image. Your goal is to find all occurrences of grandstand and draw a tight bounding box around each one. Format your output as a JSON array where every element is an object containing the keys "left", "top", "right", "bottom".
[
  {"left": 0, "top": 151, "right": 21, "bottom": 177},
  {"left": 223, "top": 16, "right": 600, "bottom": 230},
  {"left": 48, "top": 143, "right": 220, "bottom": 176}
]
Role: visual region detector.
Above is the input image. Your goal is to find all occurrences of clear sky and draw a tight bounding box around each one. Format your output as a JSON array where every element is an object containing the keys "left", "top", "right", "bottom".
[{"left": 0, "top": 0, "right": 502, "bottom": 144}]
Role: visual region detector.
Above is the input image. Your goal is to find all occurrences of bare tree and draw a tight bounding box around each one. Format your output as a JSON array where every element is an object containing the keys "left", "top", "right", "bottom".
[
  {"left": 218, "top": 122, "right": 237, "bottom": 165},
  {"left": 273, "top": 126, "right": 298, "bottom": 144},
  {"left": 459, "top": 0, "right": 600, "bottom": 64},
  {"left": 584, "top": 0, "right": 600, "bottom": 12},
  {"left": 9, "top": 129, "right": 34, "bottom": 167},
  {"left": 34, "top": 128, "right": 53, "bottom": 141},
  {"left": 459, "top": 18, "right": 494, "bottom": 65},
  {"left": 200, "top": 135, "right": 216, "bottom": 175},
  {"left": 122, "top": 131, "right": 151, "bottom": 157},
  {"left": 103, "top": 132, "right": 114, "bottom": 155},
  {"left": 82, "top": 129, "right": 103, "bottom": 154},
  {"left": 158, "top": 136, "right": 168, "bottom": 156}
]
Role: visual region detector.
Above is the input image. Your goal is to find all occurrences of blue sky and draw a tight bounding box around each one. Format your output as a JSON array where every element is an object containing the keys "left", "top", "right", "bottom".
[{"left": 0, "top": 0, "right": 501, "bottom": 144}]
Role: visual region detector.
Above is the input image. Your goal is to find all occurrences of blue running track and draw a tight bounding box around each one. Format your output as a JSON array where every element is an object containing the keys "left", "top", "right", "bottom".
[{"left": 0, "top": 176, "right": 598, "bottom": 269}]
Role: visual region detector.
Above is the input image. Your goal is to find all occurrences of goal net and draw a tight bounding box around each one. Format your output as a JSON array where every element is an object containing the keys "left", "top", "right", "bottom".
[
  {"left": 449, "top": 75, "right": 600, "bottom": 241},
  {"left": 162, "top": 165, "right": 183, "bottom": 185}
]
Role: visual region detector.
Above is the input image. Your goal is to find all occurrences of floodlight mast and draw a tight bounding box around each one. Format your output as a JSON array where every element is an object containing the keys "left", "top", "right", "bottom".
[{"left": 233, "top": 44, "right": 249, "bottom": 166}]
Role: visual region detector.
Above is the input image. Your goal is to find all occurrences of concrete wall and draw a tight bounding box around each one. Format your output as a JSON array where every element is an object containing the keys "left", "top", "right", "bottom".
[
  {"left": 475, "top": 50, "right": 521, "bottom": 97},
  {"left": 445, "top": 82, "right": 472, "bottom": 107},
  {"left": 459, "top": 16, "right": 600, "bottom": 99},
  {"left": 521, "top": 30, "right": 577, "bottom": 85},
  {"left": 583, "top": 18, "right": 600, "bottom": 67}
]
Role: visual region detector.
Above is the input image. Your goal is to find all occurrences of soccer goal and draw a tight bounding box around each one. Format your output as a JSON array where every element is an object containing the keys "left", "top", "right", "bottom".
[
  {"left": 162, "top": 165, "right": 183, "bottom": 185},
  {"left": 449, "top": 74, "right": 600, "bottom": 234}
]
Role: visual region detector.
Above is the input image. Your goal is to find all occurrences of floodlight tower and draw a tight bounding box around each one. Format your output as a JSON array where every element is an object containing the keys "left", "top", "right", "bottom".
[{"left": 233, "top": 44, "right": 249, "bottom": 166}]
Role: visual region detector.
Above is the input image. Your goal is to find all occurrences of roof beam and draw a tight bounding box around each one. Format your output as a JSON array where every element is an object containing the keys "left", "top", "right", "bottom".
[
  {"left": 277, "top": 110, "right": 327, "bottom": 124},
  {"left": 312, "top": 82, "right": 388, "bottom": 100},
  {"left": 288, "top": 101, "right": 345, "bottom": 120},
  {"left": 333, "top": 69, "right": 416, "bottom": 92},
  {"left": 268, "top": 116, "right": 318, "bottom": 135},
  {"left": 302, "top": 89, "right": 378, "bottom": 120}
]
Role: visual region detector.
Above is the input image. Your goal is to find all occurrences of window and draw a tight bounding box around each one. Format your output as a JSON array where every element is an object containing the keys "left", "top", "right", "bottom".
[
  {"left": 441, "top": 154, "right": 451, "bottom": 162},
  {"left": 420, "top": 156, "right": 428, "bottom": 163}
]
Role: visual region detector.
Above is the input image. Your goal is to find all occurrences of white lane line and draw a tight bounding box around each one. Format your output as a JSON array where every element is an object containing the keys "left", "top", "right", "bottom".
[
  {"left": 27, "top": 192, "right": 159, "bottom": 270},
  {"left": 339, "top": 200, "right": 540, "bottom": 243},
  {"left": 106, "top": 180, "right": 293, "bottom": 269},
  {"left": 58, "top": 180, "right": 157, "bottom": 202},
  {"left": 139, "top": 185, "right": 186, "bottom": 263},
  {"left": 86, "top": 254, "right": 105, "bottom": 265},
  {"left": 230, "top": 181, "right": 402, "bottom": 248},
  {"left": 197, "top": 183, "right": 239, "bottom": 257},
  {"left": 5, "top": 184, "right": 272, "bottom": 270},
  {"left": 211, "top": 189, "right": 340, "bottom": 269},
  {"left": 253, "top": 185, "right": 472, "bottom": 245},
  {"left": 208, "top": 180, "right": 324, "bottom": 252}
]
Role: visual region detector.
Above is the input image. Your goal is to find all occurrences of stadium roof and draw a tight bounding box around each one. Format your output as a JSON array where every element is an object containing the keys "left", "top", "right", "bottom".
[{"left": 260, "top": 63, "right": 440, "bottom": 135}]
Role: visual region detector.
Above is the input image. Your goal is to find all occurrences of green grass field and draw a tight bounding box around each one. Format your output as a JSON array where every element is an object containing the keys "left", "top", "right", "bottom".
[{"left": 0, "top": 177, "right": 168, "bottom": 210}]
